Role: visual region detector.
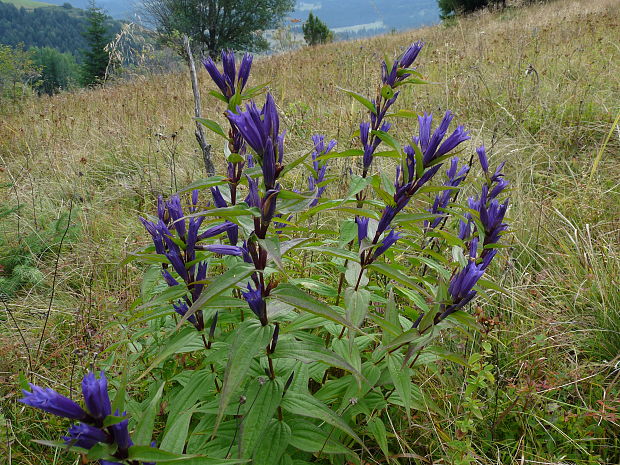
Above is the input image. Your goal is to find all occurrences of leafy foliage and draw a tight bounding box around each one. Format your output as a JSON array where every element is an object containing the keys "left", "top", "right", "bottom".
[
  {"left": 0, "top": 43, "right": 39, "bottom": 104},
  {"left": 142, "top": 0, "right": 295, "bottom": 57},
  {"left": 31, "top": 46, "right": 79, "bottom": 94}
]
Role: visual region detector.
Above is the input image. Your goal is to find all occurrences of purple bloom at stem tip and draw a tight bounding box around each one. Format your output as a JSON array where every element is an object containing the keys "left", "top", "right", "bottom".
[
  {"left": 242, "top": 284, "right": 266, "bottom": 323},
  {"left": 203, "top": 50, "right": 253, "bottom": 99},
  {"left": 63, "top": 422, "right": 108, "bottom": 449},
  {"left": 20, "top": 385, "right": 87, "bottom": 420},
  {"left": 356, "top": 216, "right": 369, "bottom": 244},
  {"left": 477, "top": 145, "right": 489, "bottom": 173},
  {"left": 81, "top": 371, "right": 111, "bottom": 420},
  {"left": 371, "top": 229, "right": 402, "bottom": 261}
]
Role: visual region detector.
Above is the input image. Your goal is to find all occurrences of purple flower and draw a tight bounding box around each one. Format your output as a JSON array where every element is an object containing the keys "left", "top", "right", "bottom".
[
  {"left": 20, "top": 385, "right": 87, "bottom": 420},
  {"left": 203, "top": 50, "right": 253, "bottom": 99},
  {"left": 242, "top": 284, "right": 266, "bottom": 323},
  {"left": 198, "top": 222, "right": 237, "bottom": 241},
  {"left": 381, "top": 41, "right": 424, "bottom": 86},
  {"left": 211, "top": 187, "right": 228, "bottom": 209},
  {"left": 426, "top": 157, "right": 470, "bottom": 229},
  {"left": 109, "top": 413, "right": 133, "bottom": 450},
  {"left": 192, "top": 261, "right": 208, "bottom": 301},
  {"left": 81, "top": 371, "right": 111, "bottom": 421},
  {"left": 63, "top": 422, "right": 108, "bottom": 449},
  {"left": 448, "top": 261, "right": 485, "bottom": 310},
  {"left": 245, "top": 174, "right": 260, "bottom": 208},
  {"left": 356, "top": 216, "right": 369, "bottom": 244},
  {"left": 166, "top": 195, "right": 186, "bottom": 239},
  {"left": 414, "top": 112, "right": 471, "bottom": 166},
  {"left": 162, "top": 269, "right": 179, "bottom": 287},
  {"left": 371, "top": 229, "right": 402, "bottom": 261},
  {"left": 477, "top": 145, "right": 489, "bottom": 173},
  {"left": 173, "top": 301, "right": 197, "bottom": 325},
  {"left": 261, "top": 187, "right": 281, "bottom": 224},
  {"left": 308, "top": 134, "right": 335, "bottom": 206}
]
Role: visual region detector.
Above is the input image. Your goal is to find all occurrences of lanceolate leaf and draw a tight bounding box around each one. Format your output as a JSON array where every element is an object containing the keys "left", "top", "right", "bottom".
[
  {"left": 271, "top": 339, "right": 362, "bottom": 380},
  {"left": 215, "top": 320, "right": 273, "bottom": 433},
  {"left": 338, "top": 87, "right": 377, "bottom": 114},
  {"left": 241, "top": 378, "right": 283, "bottom": 457},
  {"left": 195, "top": 117, "right": 228, "bottom": 138},
  {"left": 281, "top": 391, "right": 365, "bottom": 448},
  {"left": 271, "top": 284, "right": 353, "bottom": 329},
  {"left": 133, "top": 381, "right": 165, "bottom": 446},
  {"left": 251, "top": 419, "right": 291, "bottom": 465}
]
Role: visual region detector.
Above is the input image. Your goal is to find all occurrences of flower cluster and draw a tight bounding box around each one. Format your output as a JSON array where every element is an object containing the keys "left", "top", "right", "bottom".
[
  {"left": 140, "top": 192, "right": 235, "bottom": 330},
  {"left": 20, "top": 372, "right": 147, "bottom": 465},
  {"left": 358, "top": 41, "right": 424, "bottom": 174},
  {"left": 381, "top": 41, "right": 424, "bottom": 87},
  {"left": 439, "top": 146, "right": 510, "bottom": 322},
  {"left": 202, "top": 50, "right": 253, "bottom": 101},
  {"left": 308, "top": 134, "right": 336, "bottom": 207},
  {"left": 203, "top": 50, "right": 256, "bottom": 206},
  {"left": 425, "top": 157, "right": 470, "bottom": 230},
  {"left": 357, "top": 111, "right": 471, "bottom": 267}
]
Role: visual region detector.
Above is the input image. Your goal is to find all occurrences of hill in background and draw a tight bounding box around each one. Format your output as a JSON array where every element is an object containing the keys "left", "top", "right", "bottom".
[
  {"left": 0, "top": 0, "right": 122, "bottom": 58},
  {"left": 39, "top": 0, "right": 441, "bottom": 38}
]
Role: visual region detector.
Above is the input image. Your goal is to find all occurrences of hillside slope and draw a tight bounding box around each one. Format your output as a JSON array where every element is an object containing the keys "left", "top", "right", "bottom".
[{"left": 1, "top": 0, "right": 619, "bottom": 463}]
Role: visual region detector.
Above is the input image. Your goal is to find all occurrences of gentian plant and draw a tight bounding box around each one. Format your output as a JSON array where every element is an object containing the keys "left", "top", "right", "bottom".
[{"left": 26, "top": 44, "right": 510, "bottom": 464}]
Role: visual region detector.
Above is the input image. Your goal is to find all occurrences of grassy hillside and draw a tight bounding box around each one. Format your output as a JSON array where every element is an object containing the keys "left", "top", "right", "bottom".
[
  {"left": 1, "top": 0, "right": 619, "bottom": 463},
  {"left": 1, "top": 0, "right": 53, "bottom": 9}
]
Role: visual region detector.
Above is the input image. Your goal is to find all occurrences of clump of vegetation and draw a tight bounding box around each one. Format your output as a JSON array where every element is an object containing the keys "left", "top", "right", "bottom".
[{"left": 0, "top": 193, "right": 79, "bottom": 298}]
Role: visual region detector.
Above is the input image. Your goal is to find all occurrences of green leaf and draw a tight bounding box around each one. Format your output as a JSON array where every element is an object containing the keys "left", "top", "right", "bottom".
[
  {"left": 271, "top": 340, "right": 362, "bottom": 379},
  {"left": 371, "top": 129, "right": 402, "bottom": 155},
  {"left": 241, "top": 378, "right": 283, "bottom": 457},
  {"left": 387, "top": 353, "right": 412, "bottom": 420},
  {"left": 287, "top": 419, "right": 353, "bottom": 455},
  {"left": 160, "top": 410, "right": 193, "bottom": 453},
  {"left": 344, "top": 287, "right": 370, "bottom": 327},
  {"left": 196, "top": 117, "right": 228, "bottom": 139},
  {"left": 369, "top": 262, "right": 428, "bottom": 294},
  {"left": 127, "top": 445, "right": 249, "bottom": 463},
  {"left": 133, "top": 382, "right": 165, "bottom": 446},
  {"left": 271, "top": 284, "right": 353, "bottom": 329},
  {"left": 347, "top": 174, "right": 371, "bottom": 199},
  {"left": 367, "top": 417, "right": 389, "bottom": 459},
  {"left": 86, "top": 442, "right": 117, "bottom": 460},
  {"left": 394, "top": 286, "right": 430, "bottom": 313},
  {"left": 215, "top": 320, "right": 273, "bottom": 433},
  {"left": 179, "top": 263, "right": 255, "bottom": 328},
  {"left": 382, "top": 288, "right": 400, "bottom": 345},
  {"left": 137, "top": 327, "right": 203, "bottom": 380},
  {"left": 208, "top": 90, "right": 228, "bottom": 103},
  {"left": 338, "top": 87, "right": 377, "bottom": 114},
  {"left": 102, "top": 414, "right": 128, "bottom": 427},
  {"left": 281, "top": 391, "right": 364, "bottom": 447},
  {"left": 252, "top": 419, "right": 291, "bottom": 465}
]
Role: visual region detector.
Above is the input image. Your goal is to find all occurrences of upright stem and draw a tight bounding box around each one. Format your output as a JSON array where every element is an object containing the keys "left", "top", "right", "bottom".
[{"left": 184, "top": 35, "right": 214, "bottom": 176}]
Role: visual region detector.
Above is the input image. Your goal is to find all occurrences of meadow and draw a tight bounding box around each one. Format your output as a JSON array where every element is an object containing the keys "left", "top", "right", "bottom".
[{"left": 1, "top": 0, "right": 619, "bottom": 463}]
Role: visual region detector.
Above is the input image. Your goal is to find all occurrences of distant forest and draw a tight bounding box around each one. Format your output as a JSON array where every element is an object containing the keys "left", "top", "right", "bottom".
[{"left": 0, "top": 1, "right": 121, "bottom": 59}]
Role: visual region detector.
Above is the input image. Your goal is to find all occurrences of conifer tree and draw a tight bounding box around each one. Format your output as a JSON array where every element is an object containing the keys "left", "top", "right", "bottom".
[
  {"left": 303, "top": 12, "right": 333, "bottom": 46},
  {"left": 80, "top": 1, "right": 110, "bottom": 86}
]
